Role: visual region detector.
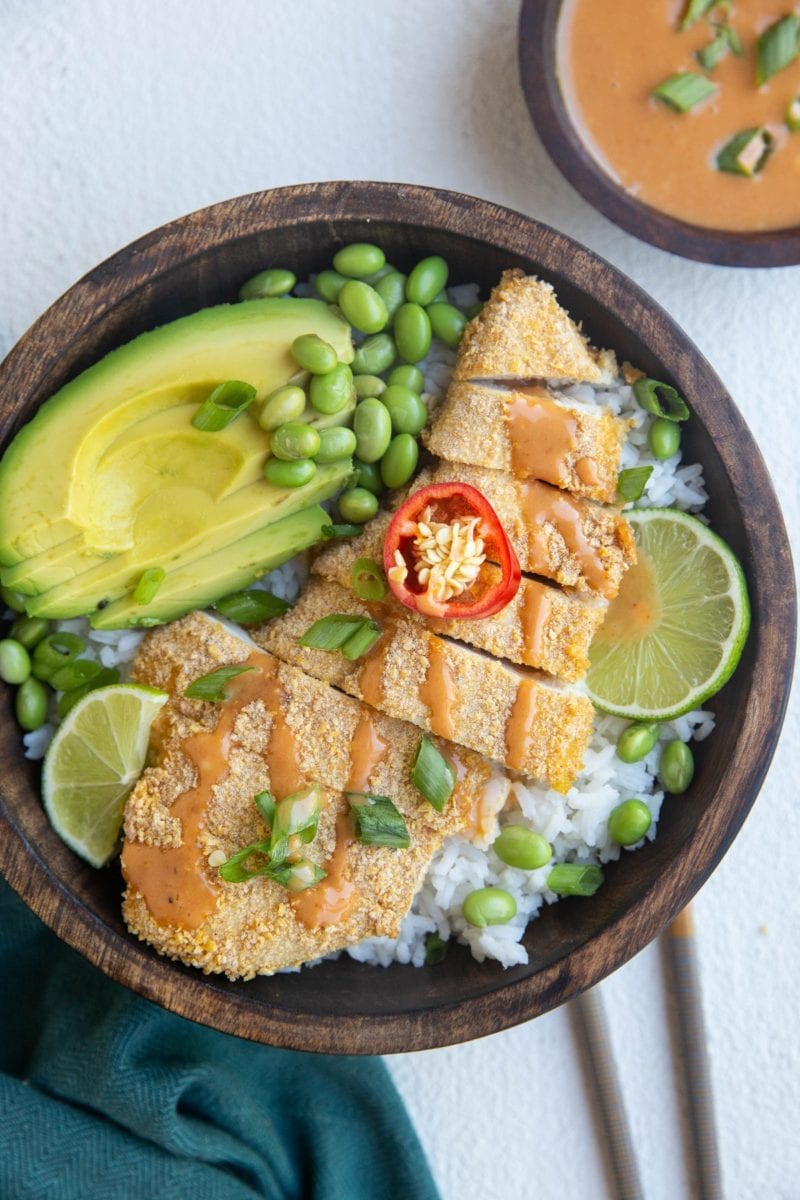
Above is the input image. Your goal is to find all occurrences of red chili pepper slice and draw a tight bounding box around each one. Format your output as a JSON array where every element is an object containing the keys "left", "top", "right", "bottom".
[{"left": 383, "top": 482, "right": 521, "bottom": 619}]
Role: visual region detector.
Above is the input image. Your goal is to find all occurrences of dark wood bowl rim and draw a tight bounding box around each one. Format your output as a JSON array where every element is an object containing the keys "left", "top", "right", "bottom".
[
  {"left": 0, "top": 181, "right": 795, "bottom": 1054},
  {"left": 518, "top": 0, "right": 800, "bottom": 268}
]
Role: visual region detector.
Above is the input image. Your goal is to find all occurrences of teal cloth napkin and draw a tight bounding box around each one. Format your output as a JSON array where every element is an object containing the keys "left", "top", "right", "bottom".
[{"left": 0, "top": 878, "right": 440, "bottom": 1200}]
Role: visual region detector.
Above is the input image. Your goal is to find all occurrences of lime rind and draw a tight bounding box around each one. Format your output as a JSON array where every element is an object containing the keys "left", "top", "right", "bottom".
[
  {"left": 586, "top": 508, "right": 750, "bottom": 721},
  {"left": 42, "top": 684, "right": 168, "bottom": 868}
]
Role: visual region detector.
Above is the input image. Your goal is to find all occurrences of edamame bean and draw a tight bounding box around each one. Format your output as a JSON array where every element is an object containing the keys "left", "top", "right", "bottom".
[
  {"left": 315, "top": 269, "right": 348, "bottom": 303},
  {"left": 0, "top": 638, "right": 31, "bottom": 684},
  {"left": 10, "top": 617, "right": 50, "bottom": 649},
  {"left": 353, "top": 459, "right": 384, "bottom": 496},
  {"left": 264, "top": 457, "right": 317, "bottom": 488},
  {"left": 493, "top": 825, "right": 552, "bottom": 870},
  {"left": 269, "top": 422, "right": 321, "bottom": 461},
  {"left": 387, "top": 364, "right": 424, "bottom": 392},
  {"left": 291, "top": 334, "right": 338, "bottom": 375},
  {"left": 0, "top": 587, "right": 27, "bottom": 613},
  {"left": 382, "top": 384, "right": 428, "bottom": 434},
  {"left": 351, "top": 333, "right": 396, "bottom": 376},
  {"left": 406, "top": 255, "right": 449, "bottom": 306},
  {"left": 616, "top": 721, "right": 659, "bottom": 764},
  {"left": 238, "top": 267, "right": 296, "bottom": 300},
  {"left": 380, "top": 434, "right": 419, "bottom": 489},
  {"left": 394, "top": 303, "right": 432, "bottom": 363},
  {"left": 649, "top": 417, "right": 681, "bottom": 460},
  {"left": 353, "top": 397, "right": 392, "bottom": 463},
  {"left": 315, "top": 426, "right": 357, "bottom": 463},
  {"left": 608, "top": 799, "right": 652, "bottom": 847},
  {"left": 259, "top": 384, "right": 307, "bottom": 431},
  {"left": 375, "top": 271, "right": 408, "bottom": 323},
  {"left": 338, "top": 280, "right": 389, "bottom": 334},
  {"left": 427, "top": 301, "right": 468, "bottom": 348},
  {"left": 333, "top": 243, "right": 386, "bottom": 279},
  {"left": 32, "top": 632, "right": 84, "bottom": 682},
  {"left": 658, "top": 740, "right": 695, "bottom": 794},
  {"left": 364, "top": 262, "right": 396, "bottom": 284},
  {"left": 462, "top": 886, "right": 517, "bottom": 928},
  {"left": 354, "top": 374, "right": 386, "bottom": 399},
  {"left": 16, "top": 676, "right": 49, "bottom": 731},
  {"left": 338, "top": 487, "right": 379, "bottom": 524},
  {"left": 309, "top": 362, "right": 355, "bottom": 415}
]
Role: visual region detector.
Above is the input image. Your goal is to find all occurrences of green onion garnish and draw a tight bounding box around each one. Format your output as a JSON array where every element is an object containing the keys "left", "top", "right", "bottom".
[
  {"left": 133, "top": 567, "right": 166, "bottom": 606},
  {"left": 351, "top": 557, "right": 387, "bottom": 603},
  {"left": 787, "top": 96, "right": 800, "bottom": 132},
  {"left": 348, "top": 792, "right": 411, "bottom": 849},
  {"left": 697, "top": 23, "right": 742, "bottom": 71},
  {"left": 49, "top": 657, "right": 104, "bottom": 694},
  {"left": 632, "top": 378, "right": 690, "bottom": 422},
  {"left": 321, "top": 524, "right": 362, "bottom": 539},
  {"left": 756, "top": 14, "right": 800, "bottom": 86},
  {"left": 269, "top": 785, "right": 323, "bottom": 864},
  {"left": 297, "top": 613, "right": 383, "bottom": 660},
  {"left": 412, "top": 735, "right": 456, "bottom": 812},
  {"left": 214, "top": 588, "right": 291, "bottom": 625},
  {"left": 546, "top": 863, "right": 604, "bottom": 897},
  {"left": 184, "top": 664, "right": 256, "bottom": 702},
  {"left": 191, "top": 380, "right": 257, "bottom": 432},
  {"left": 424, "top": 932, "right": 449, "bottom": 965},
  {"left": 716, "top": 126, "right": 774, "bottom": 176},
  {"left": 266, "top": 858, "right": 327, "bottom": 893},
  {"left": 616, "top": 466, "right": 653, "bottom": 503},
  {"left": 678, "top": 0, "right": 717, "bottom": 31},
  {"left": 254, "top": 789, "right": 277, "bottom": 827},
  {"left": 652, "top": 72, "right": 717, "bottom": 112},
  {"left": 218, "top": 839, "right": 272, "bottom": 882}
]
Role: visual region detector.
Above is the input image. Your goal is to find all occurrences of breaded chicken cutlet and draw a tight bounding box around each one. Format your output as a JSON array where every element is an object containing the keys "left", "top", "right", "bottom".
[{"left": 121, "top": 612, "right": 508, "bottom": 979}]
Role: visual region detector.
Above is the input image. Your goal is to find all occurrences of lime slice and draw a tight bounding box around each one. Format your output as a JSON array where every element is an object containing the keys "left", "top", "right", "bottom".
[
  {"left": 42, "top": 684, "right": 168, "bottom": 867},
  {"left": 586, "top": 508, "right": 750, "bottom": 720}
]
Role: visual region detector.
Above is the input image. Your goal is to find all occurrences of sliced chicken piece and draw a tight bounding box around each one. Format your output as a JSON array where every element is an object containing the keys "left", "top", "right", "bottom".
[
  {"left": 313, "top": 510, "right": 605, "bottom": 682},
  {"left": 255, "top": 577, "right": 595, "bottom": 794},
  {"left": 453, "top": 270, "right": 615, "bottom": 384},
  {"left": 424, "top": 380, "right": 630, "bottom": 505},
  {"left": 122, "top": 611, "right": 505, "bottom": 979}
]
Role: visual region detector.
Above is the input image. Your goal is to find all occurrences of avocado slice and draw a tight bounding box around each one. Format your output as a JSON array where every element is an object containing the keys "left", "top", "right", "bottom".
[
  {"left": 24, "top": 458, "right": 353, "bottom": 619},
  {"left": 0, "top": 298, "right": 353, "bottom": 571},
  {"left": 91, "top": 504, "right": 330, "bottom": 630}
]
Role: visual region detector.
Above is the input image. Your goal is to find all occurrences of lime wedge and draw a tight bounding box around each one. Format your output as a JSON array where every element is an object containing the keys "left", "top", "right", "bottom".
[
  {"left": 42, "top": 684, "right": 168, "bottom": 867},
  {"left": 586, "top": 508, "right": 750, "bottom": 720}
]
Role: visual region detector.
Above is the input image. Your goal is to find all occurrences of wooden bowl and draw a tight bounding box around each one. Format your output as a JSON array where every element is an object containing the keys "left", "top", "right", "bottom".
[
  {"left": 518, "top": 0, "right": 800, "bottom": 267},
  {"left": 0, "top": 182, "right": 794, "bottom": 1053}
]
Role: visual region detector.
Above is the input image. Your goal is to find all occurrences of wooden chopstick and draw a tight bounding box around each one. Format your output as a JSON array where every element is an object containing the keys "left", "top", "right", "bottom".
[
  {"left": 664, "top": 904, "right": 723, "bottom": 1200},
  {"left": 571, "top": 986, "right": 644, "bottom": 1200}
]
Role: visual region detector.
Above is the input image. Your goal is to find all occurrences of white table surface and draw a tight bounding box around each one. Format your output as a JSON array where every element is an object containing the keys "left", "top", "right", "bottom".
[{"left": 2, "top": 3, "right": 798, "bottom": 1197}]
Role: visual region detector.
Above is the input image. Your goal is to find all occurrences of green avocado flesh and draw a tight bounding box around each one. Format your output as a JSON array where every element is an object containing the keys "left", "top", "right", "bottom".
[
  {"left": 91, "top": 504, "right": 330, "bottom": 630},
  {"left": 0, "top": 298, "right": 354, "bottom": 622}
]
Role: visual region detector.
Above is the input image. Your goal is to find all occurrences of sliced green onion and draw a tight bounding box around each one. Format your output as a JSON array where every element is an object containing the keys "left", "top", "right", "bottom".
[
  {"left": 270, "top": 785, "right": 323, "bottom": 863},
  {"left": 184, "top": 664, "right": 256, "bottom": 702},
  {"left": 546, "top": 863, "right": 604, "bottom": 897},
  {"left": 214, "top": 589, "right": 291, "bottom": 625},
  {"left": 321, "top": 524, "right": 363, "bottom": 539},
  {"left": 697, "top": 23, "right": 742, "bottom": 71},
  {"left": 266, "top": 858, "right": 327, "bottom": 892},
  {"left": 652, "top": 72, "right": 716, "bottom": 113},
  {"left": 49, "top": 657, "right": 104, "bottom": 693},
  {"left": 716, "top": 127, "right": 774, "bottom": 176},
  {"left": 341, "top": 620, "right": 382, "bottom": 661},
  {"left": 57, "top": 666, "right": 120, "bottom": 718},
  {"left": 254, "top": 790, "right": 276, "bottom": 827},
  {"left": 412, "top": 735, "right": 456, "bottom": 812},
  {"left": 786, "top": 96, "right": 800, "bottom": 132},
  {"left": 632, "top": 378, "right": 690, "bottom": 422},
  {"left": 347, "top": 792, "right": 410, "bottom": 849},
  {"left": 298, "top": 613, "right": 370, "bottom": 651},
  {"left": 351, "top": 557, "right": 387, "bottom": 602},
  {"left": 424, "top": 932, "right": 448, "bottom": 965},
  {"left": 133, "top": 567, "right": 165, "bottom": 606},
  {"left": 616, "top": 466, "right": 653, "bottom": 502},
  {"left": 218, "top": 840, "right": 272, "bottom": 882},
  {"left": 756, "top": 14, "right": 799, "bottom": 86},
  {"left": 31, "top": 632, "right": 85, "bottom": 681},
  {"left": 191, "top": 380, "right": 257, "bottom": 431},
  {"left": 679, "top": 0, "right": 717, "bottom": 30}
]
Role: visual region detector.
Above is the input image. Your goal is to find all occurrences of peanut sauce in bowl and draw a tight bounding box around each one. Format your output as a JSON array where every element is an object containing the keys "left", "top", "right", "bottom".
[{"left": 519, "top": 0, "right": 800, "bottom": 264}]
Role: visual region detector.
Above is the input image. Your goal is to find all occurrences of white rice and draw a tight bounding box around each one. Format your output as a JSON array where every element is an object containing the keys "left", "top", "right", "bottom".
[{"left": 21, "top": 279, "right": 714, "bottom": 971}]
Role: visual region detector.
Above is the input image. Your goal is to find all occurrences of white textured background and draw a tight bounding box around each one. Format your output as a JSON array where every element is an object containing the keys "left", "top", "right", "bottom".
[{"left": 1, "top": 2, "right": 798, "bottom": 1198}]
